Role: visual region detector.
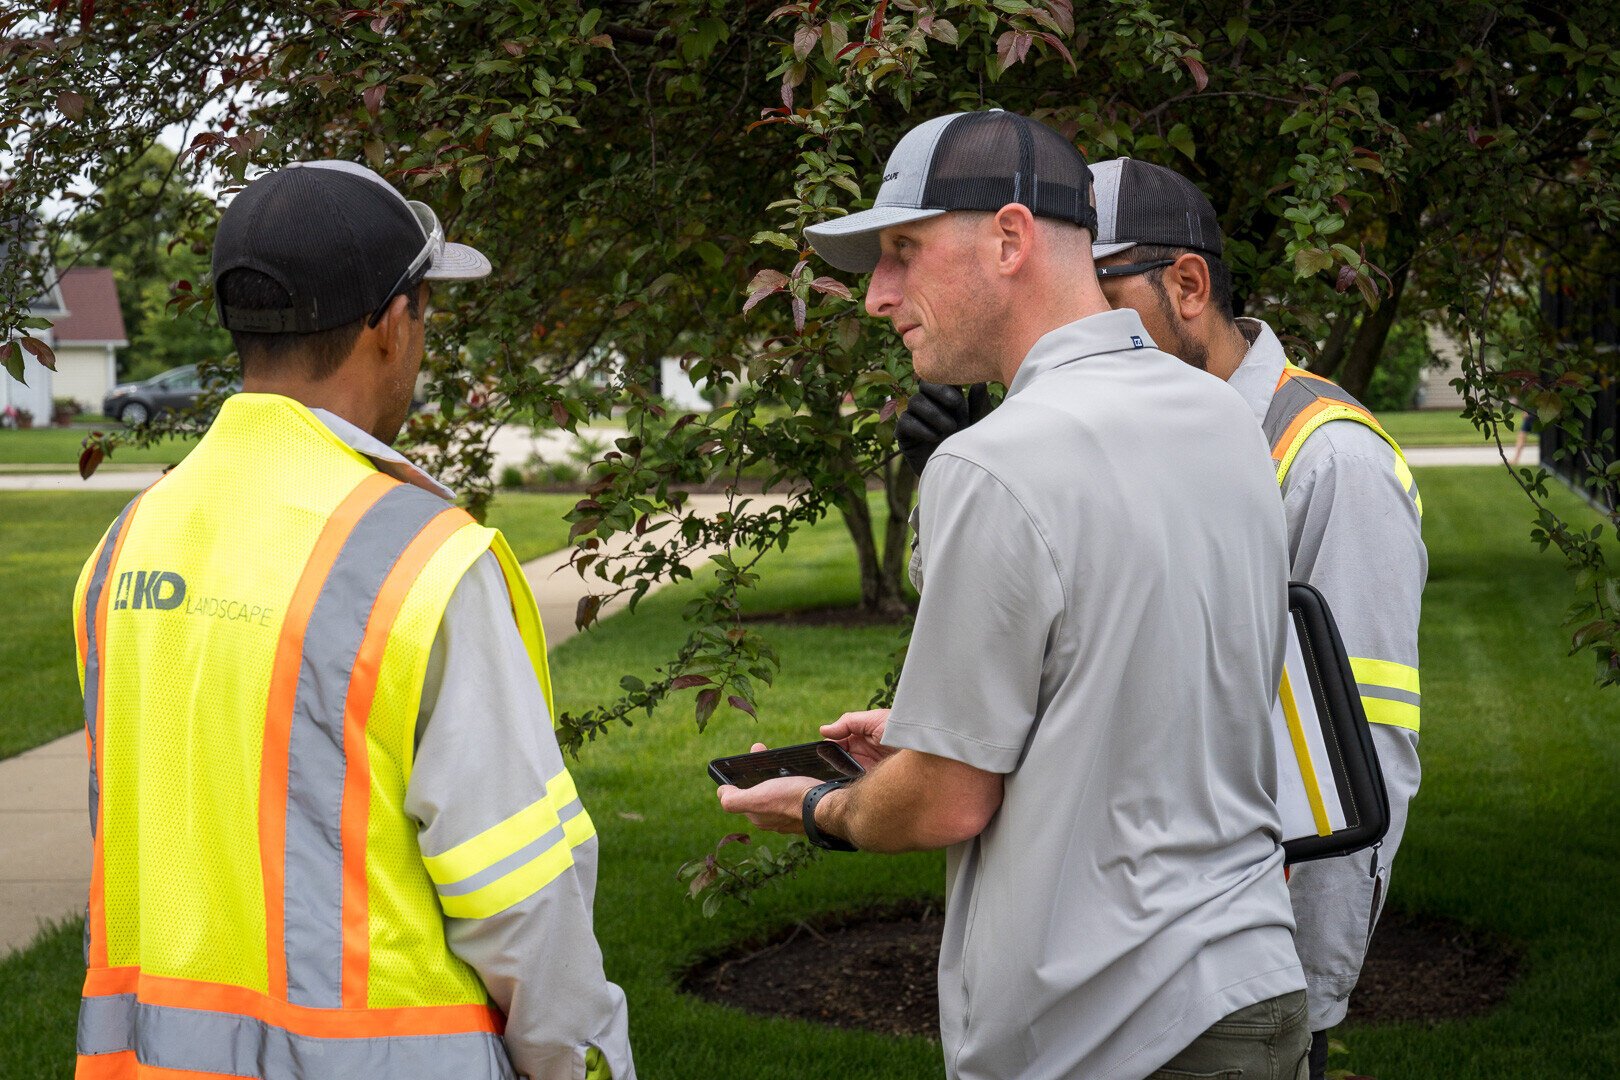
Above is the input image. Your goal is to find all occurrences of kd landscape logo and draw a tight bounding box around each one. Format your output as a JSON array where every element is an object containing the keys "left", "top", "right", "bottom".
[{"left": 112, "top": 569, "right": 187, "bottom": 612}]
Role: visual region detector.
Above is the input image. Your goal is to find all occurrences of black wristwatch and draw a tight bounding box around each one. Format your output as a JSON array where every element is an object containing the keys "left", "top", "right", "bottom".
[{"left": 802, "top": 778, "right": 858, "bottom": 852}]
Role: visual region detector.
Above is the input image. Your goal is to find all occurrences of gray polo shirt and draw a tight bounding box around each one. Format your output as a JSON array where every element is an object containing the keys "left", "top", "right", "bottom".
[{"left": 884, "top": 309, "right": 1305, "bottom": 1080}]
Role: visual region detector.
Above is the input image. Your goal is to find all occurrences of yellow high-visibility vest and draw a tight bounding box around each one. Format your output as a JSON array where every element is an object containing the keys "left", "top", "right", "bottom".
[{"left": 71, "top": 393, "right": 553, "bottom": 1079}]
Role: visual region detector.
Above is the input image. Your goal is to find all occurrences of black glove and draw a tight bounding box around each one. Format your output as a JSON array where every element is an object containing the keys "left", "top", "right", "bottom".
[{"left": 896, "top": 382, "right": 992, "bottom": 476}]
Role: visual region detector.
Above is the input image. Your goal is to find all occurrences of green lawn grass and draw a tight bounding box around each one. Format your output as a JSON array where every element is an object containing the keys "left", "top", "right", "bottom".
[
  {"left": 0, "top": 491, "right": 577, "bottom": 761},
  {"left": 1378, "top": 409, "right": 1495, "bottom": 448},
  {"left": 3, "top": 468, "right": 1616, "bottom": 1078},
  {"left": 0, "top": 428, "right": 201, "bottom": 468}
]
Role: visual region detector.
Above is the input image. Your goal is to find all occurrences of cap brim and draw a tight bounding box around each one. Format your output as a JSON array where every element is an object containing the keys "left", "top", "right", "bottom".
[
  {"left": 424, "top": 241, "right": 492, "bottom": 281},
  {"left": 1091, "top": 240, "right": 1137, "bottom": 260},
  {"left": 804, "top": 206, "right": 948, "bottom": 272}
]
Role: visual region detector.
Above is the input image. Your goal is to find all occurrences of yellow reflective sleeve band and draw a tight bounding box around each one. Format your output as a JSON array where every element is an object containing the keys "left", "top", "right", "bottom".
[
  {"left": 1279, "top": 667, "right": 1332, "bottom": 837},
  {"left": 563, "top": 808, "right": 598, "bottom": 849},
  {"left": 422, "top": 768, "right": 580, "bottom": 886},
  {"left": 586, "top": 1046, "right": 613, "bottom": 1080},
  {"left": 1350, "top": 657, "right": 1420, "bottom": 695},
  {"left": 1361, "top": 696, "right": 1422, "bottom": 731},
  {"left": 1352, "top": 657, "right": 1422, "bottom": 731},
  {"left": 437, "top": 833, "right": 576, "bottom": 920},
  {"left": 1392, "top": 453, "right": 1424, "bottom": 516}
]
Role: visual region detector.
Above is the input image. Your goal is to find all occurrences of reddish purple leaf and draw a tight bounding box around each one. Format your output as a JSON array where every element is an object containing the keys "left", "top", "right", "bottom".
[
  {"left": 791, "top": 295, "right": 807, "bottom": 333},
  {"left": 1329, "top": 70, "right": 1359, "bottom": 91},
  {"left": 1037, "top": 32, "right": 1075, "bottom": 69},
  {"left": 1181, "top": 54, "right": 1209, "bottom": 91},
  {"left": 747, "top": 268, "right": 789, "bottom": 293},
  {"left": 671, "top": 674, "right": 713, "bottom": 690},
  {"left": 743, "top": 287, "right": 779, "bottom": 315},
  {"left": 19, "top": 336, "right": 56, "bottom": 371},
  {"left": 78, "top": 443, "right": 104, "bottom": 480},
  {"left": 695, "top": 688, "right": 721, "bottom": 726},
  {"left": 574, "top": 593, "right": 603, "bottom": 631},
  {"left": 1043, "top": 0, "right": 1075, "bottom": 36},
  {"left": 728, "top": 695, "right": 757, "bottom": 718},
  {"left": 793, "top": 23, "right": 819, "bottom": 60},
  {"left": 1335, "top": 265, "right": 1357, "bottom": 293},
  {"left": 880, "top": 398, "right": 900, "bottom": 422},
  {"left": 56, "top": 91, "right": 85, "bottom": 121},
  {"left": 809, "top": 276, "right": 852, "bottom": 300},
  {"left": 867, "top": 0, "right": 887, "bottom": 40},
  {"left": 362, "top": 83, "right": 385, "bottom": 119}
]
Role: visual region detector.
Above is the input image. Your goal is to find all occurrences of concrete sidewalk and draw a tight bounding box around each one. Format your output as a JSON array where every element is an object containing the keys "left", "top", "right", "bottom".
[
  {"left": 0, "top": 492, "right": 762, "bottom": 958},
  {"left": 0, "top": 442, "right": 1538, "bottom": 491}
]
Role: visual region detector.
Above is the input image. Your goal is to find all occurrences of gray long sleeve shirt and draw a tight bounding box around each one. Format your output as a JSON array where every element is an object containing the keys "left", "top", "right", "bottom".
[
  {"left": 1226, "top": 320, "right": 1427, "bottom": 1031},
  {"left": 314, "top": 410, "right": 634, "bottom": 1080}
]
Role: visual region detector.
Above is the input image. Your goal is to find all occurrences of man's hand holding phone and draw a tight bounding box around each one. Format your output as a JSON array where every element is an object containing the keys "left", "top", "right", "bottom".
[
  {"left": 710, "top": 712, "right": 893, "bottom": 840},
  {"left": 819, "top": 708, "right": 895, "bottom": 771}
]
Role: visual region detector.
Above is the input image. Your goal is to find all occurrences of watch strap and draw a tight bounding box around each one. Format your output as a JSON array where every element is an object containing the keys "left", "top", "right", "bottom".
[{"left": 802, "top": 778, "right": 858, "bottom": 852}]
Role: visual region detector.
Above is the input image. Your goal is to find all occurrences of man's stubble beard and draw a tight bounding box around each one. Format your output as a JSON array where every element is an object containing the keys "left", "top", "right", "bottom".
[
  {"left": 912, "top": 267, "right": 1004, "bottom": 386},
  {"left": 1153, "top": 282, "right": 1209, "bottom": 372}
]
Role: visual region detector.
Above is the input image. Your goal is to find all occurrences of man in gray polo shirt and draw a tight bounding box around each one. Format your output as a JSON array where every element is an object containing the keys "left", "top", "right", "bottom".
[
  {"left": 717, "top": 110, "right": 1308, "bottom": 1080},
  {"left": 898, "top": 157, "right": 1426, "bottom": 1080}
]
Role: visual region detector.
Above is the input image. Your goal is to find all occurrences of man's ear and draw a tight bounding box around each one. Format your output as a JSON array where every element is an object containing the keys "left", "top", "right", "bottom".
[
  {"left": 1166, "top": 252, "right": 1212, "bottom": 320},
  {"left": 375, "top": 291, "right": 417, "bottom": 360},
  {"left": 991, "top": 203, "right": 1038, "bottom": 278}
]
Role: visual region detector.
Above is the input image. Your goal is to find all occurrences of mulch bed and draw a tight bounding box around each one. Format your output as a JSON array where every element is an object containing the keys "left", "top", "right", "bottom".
[
  {"left": 740, "top": 604, "right": 915, "bottom": 629},
  {"left": 682, "top": 900, "right": 1519, "bottom": 1039}
]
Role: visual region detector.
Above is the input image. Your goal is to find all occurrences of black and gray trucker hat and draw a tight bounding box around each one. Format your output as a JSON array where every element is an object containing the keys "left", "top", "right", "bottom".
[
  {"left": 213, "top": 160, "right": 490, "bottom": 334},
  {"left": 804, "top": 109, "right": 1099, "bottom": 273},
  {"left": 1090, "top": 157, "right": 1224, "bottom": 260}
]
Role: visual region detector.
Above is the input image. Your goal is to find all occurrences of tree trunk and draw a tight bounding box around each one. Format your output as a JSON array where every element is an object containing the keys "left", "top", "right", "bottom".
[
  {"left": 834, "top": 473, "right": 913, "bottom": 620},
  {"left": 881, "top": 457, "right": 919, "bottom": 594},
  {"left": 1311, "top": 306, "right": 1359, "bottom": 378},
  {"left": 1338, "top": 261, "right": 1411, "bottom": 400},
  {"left": 1337, "top": 204, "right": 1424, "bottom": 399}
]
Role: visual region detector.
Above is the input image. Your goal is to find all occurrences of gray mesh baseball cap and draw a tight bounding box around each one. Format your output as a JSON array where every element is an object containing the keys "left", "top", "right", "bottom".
[
  {"left": 804, "top": 110, "right": 1098, "bottom": 273},
  {"left": 1090, "top": 157, "right": 1224, "bottom": 260}
]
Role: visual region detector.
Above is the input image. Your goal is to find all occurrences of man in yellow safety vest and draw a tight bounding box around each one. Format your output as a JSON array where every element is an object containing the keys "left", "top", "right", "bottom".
[{"left": 71, "top": 160, "right": 633, "bottom": 1080}]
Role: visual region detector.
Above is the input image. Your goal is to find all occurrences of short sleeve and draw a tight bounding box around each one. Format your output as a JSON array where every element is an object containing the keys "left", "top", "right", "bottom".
[{"left": 883, "top": 454, "right": 1065, "bottom": 773}]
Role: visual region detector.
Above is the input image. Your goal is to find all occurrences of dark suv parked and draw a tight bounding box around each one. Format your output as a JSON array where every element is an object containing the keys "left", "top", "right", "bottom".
[{"left": 102, "top": 365, "right": 237, "bottom": 425}]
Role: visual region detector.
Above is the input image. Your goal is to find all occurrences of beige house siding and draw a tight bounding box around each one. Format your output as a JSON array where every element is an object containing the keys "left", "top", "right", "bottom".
[
  {"left": 1419, "top": 328, "right": 1468, "bottom": 411},
  {"left": 51, "top": 343, "right": 119, "bottom": 411}
]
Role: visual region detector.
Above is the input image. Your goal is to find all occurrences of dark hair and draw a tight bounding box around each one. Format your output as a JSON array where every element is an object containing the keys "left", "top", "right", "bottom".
[
  {"left": 217, "top": 269, "right": 421, "bottom": 381},
  {"left": 1127, "top": 244, "right": 1236, "bottom": 323}
]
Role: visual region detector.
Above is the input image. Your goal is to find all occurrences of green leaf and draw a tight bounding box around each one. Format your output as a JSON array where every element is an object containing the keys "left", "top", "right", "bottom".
[
  {"left": 1167, "top": 123, "right": 1195, "bottom": 160},
  {"left": 1293, "top": 247, "right": 1333, "bottom": 276},
  {"left": 693, "top": 241, "right": 725, "bottom": 270},
  {"left": 0, "top": 342, "right": 23, "bottom": 383},
  {"left": 460, "top": 164, "right": 485, "bottom": 191}
]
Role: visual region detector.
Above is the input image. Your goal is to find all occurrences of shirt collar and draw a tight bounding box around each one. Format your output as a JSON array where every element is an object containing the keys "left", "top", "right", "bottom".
[
  {"left": 1225, "top": 317, "right": 1288, "bottom": 427},
  {"left": 1006, "top": 308, "right": 1162, "bottom": 398},
  {"left": 311, "top": 407, "right": 457, "bottom": 501}
]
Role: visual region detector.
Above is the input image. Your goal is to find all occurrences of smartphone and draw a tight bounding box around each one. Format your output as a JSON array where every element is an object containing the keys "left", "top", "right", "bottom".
[{"left": 707, "top": 740, "right": 865, "bottom": 788}]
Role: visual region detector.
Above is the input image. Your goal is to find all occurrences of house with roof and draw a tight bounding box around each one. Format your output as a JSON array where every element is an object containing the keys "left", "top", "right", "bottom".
[
  {"left": 1, "top": 257, "right": 129, "bottom": 422},
  {"left": 51, "top": 267, "right": 129, "bottom": 412},
  {"left": 0, "top": 235, "right": 66, "bottom": 424}
]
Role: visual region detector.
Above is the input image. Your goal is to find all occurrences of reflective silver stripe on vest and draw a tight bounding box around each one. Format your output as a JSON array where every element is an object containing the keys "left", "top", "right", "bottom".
[
  {"left": 80, "top": 498, "right": 140, "bottom": 838},
  {"left": 77, "top": 995, "right": 516, "bottom": 1079},
  {"left": 1259, "top": 371, "right": 1370, "bottom": 452},
  {"left": 283, "top": 483, "right": 451, "bottom": 1008}
]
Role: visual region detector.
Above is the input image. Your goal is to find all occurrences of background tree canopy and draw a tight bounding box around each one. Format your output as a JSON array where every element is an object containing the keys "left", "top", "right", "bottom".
[{"left": 2, "top": 0, "right": 1616, "bottom": 754}]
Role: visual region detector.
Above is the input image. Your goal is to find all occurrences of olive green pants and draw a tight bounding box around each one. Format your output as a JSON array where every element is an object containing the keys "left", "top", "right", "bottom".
[{"left": 1146, "top": 991, "right": 1311, "bottom": 1080}]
